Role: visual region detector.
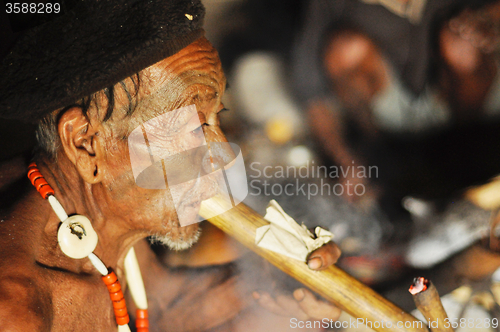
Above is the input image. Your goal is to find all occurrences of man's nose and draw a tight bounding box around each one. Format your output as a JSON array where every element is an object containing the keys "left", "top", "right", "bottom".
[{"left": 201, "top": 127, "right": 236, "bottom": 174}]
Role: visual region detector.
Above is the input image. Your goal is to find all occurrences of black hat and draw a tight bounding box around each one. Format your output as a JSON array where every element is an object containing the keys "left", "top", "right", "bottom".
[{"left": 0, "top": 0, "right": 205, "bottom": 122}]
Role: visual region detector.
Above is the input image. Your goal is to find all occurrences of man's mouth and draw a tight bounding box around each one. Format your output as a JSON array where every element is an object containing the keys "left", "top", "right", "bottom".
[{"left": 174, "top": 171, "right": 220, "bottom": 226}]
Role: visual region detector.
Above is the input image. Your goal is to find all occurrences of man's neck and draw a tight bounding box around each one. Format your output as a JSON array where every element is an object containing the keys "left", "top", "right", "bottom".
[{"left": 32, "top": 156, "right": 147, "bottom": 278}]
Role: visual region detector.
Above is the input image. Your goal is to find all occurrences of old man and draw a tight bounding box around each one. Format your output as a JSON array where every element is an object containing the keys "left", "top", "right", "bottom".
[{"left": 0, "top": 0, "right": 341, "bottom": 331}]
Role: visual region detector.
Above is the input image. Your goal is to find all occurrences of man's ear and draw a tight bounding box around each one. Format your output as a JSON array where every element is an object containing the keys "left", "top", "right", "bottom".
[{"left": 58, "top": 108, "right": 102, "bottom": 184}]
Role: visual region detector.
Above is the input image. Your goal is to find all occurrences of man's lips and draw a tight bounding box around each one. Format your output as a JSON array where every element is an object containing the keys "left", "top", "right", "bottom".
[{"left": 175, "top": 171, "right": 220, "bottom": 220}]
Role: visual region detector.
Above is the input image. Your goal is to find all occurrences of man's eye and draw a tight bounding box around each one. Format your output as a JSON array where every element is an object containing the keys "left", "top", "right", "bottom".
[{"left": 191, "top": 125, "right": 204, "bottom": 136}]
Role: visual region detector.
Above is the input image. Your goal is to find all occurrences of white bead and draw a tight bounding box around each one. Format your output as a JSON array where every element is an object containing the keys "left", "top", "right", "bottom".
[
  {"left": 88, "top": 253, "right": 108, "bottom": 276},
  {"left": 57, "top": 215, "right": 98, "bottom": 259},
  {"left": 124, "top": 247, "right": 148, "bottom": 309},
  {"left": 118, "top": 324, "right": 131, "bottom": 332},
  {"left": 48, "top": 196, "right": 69, "bottom": 221}
]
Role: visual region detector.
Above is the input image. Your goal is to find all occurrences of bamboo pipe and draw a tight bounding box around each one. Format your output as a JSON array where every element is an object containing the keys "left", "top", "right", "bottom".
[
  {"left": 410, "top": 278, "right": 453, "bottom": 332},
  {"left": 200, "top": 195, "right": 429, "bottom": 332}
]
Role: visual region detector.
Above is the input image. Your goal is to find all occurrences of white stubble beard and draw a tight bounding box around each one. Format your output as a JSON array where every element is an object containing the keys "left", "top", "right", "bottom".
[{"left": 149, "top": 227, "right": 202, "bottom": 251}]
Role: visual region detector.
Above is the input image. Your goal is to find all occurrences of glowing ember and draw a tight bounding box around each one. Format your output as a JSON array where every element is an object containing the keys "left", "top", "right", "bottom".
[{"left": 409, "top": 277, "right": 429, "bottom": 295}]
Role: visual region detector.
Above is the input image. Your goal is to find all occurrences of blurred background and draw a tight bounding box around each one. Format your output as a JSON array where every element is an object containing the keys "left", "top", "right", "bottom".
[{"left": 198, "top": 0, "right": 500, "bottom": 321}]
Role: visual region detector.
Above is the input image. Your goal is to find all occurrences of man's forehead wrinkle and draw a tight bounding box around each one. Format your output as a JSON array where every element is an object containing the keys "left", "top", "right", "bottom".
[
  {"left": 117, "top": 73, "right": 183, "bottom": 134},
  {"left": 183, "top": 83, "right": 218, "bottom": 105},
  {"left": 154, "top": 42, "right": 222, "bottom": 82},
  {"left": 138, "top": 48, "right": 221, "bottom": 96},
  {"left": 171, "top": 55, "right": 222, "bottom": 84},
  {"left": 143, "top": 105, "right": 191, "bottom": 133},
  {"left": 135, "top": 37, "right": 224, "bottom": 99},
  {"left": 118, "top": 38, "right": 226, "bottom": 134},
  {"left": 133, "top": 69, "right": 189, "bottom": 114},
  {"left": 132, "top": 68, "right": 222, "bottom": 119},
  {"left": 177, "top": 65, "right": 224, "bottom": 97}
]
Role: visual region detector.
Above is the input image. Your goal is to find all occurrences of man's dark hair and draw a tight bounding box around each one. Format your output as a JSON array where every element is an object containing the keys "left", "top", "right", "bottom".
[{"left": 35, "top": 74, "right": 140, "bottom": 160}]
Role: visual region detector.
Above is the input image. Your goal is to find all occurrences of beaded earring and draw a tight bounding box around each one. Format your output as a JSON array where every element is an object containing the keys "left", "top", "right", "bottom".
[{"left": 28, "top": 162, "right": 149, "bottom": 332}]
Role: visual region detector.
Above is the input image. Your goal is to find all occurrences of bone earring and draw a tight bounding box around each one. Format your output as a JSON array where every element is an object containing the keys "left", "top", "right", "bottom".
[
  {"left": 27, "top": 163, "right": 99, "bottom": 259},
  {"left": 57, "top": 214, "right": 98, "bottom": 259}
]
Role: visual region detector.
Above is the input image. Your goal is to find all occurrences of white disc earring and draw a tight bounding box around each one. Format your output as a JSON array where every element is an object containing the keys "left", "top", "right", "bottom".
[{"left": 57, "top": 215, "right": 98, "bottom": 259}]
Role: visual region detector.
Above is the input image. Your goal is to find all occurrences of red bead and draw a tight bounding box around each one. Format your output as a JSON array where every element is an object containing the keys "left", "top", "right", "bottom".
[
  {"left": 107, "top": 281, "right": 121, "bottom": 294},
  {"left": 114, "top": 307, "right": 128, "bottom": 317},
  {"left": 136, "top": 309, "right": 149, "bottom": 330},
  {"left": 102, "top": 271, "right": 118, "bottom": 285},
  {"left": 28, "top": 171, "right": 43, "bottom": 185},
  {"left": 115, "top": 314, "right": 130, "bottom": 326},
  {"left": 109, "top": 291, "right": 124, "bottom": 301},
  {"left": 38, "top": 184, "right": 55, "bottom": 199},
  {"left": 26, "top": 165, "right": 55, "bottom": 200},
  {"left": 27, "top": 167, "right": 39, "bottom": 179},
  {"left": 112, "top": 299, "right": 127, "bottom": 310},
  {"left": 136, "top": 309, "right": 148, "bottom": 319},
  {"left": 34, "top": 177, "right": 48, "bottom": 191},
  {"left": 136, "top": 318, "right": 149, "bottom": 328}
]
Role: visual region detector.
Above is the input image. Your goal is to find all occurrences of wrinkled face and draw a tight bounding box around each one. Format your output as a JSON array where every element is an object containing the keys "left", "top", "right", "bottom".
[{"left": 90, "top": 37, "right": 231, "bottom": 249}]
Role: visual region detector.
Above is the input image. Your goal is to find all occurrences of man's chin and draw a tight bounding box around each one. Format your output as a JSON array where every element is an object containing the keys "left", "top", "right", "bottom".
[{"left": 149, "top": 226, "right": 201, "bottom": 251}]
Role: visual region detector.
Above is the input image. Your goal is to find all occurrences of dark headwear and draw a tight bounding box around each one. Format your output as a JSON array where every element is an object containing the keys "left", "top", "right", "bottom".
[{"left": 0, "top": 0, "right": 205, "bottom": 122}]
